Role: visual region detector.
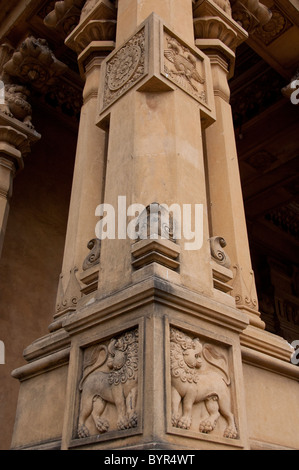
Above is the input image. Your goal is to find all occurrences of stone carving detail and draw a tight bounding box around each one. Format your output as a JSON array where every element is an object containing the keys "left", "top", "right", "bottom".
[
  {"left": 43, "top": 0, "right": 85, "bottom": 35},
  {"left": 78, "top": 328, "right": 139, "bottom": 438},
  {"left": 164, "top": 33, "right": 206, "bottom": 102},
  {"left": 0, "top": 84, "right": 33, "bottom": 129},
  {"left": 137, "top": 203, "right": 176, "bottom": 242},
  {"left": 232, "top": 264, "right": 258, "bottom": 310},
  {"left": 212, "top": 0, "right": 232, "bottom": 15},
  {"left": 210, "top": 236, "right": 231, "bottom": 268},
  {"left": 3, "top": 37, "right": 67, "bottom": 94},
  {"left": 102, "top": 27, "right": 146, "bottom": 110},
  {"left": 230, "top": 0, "right": 272, "bottom": 34},
  {"left": 0, "top": 43, "right": 33, "bottom": 128},
  {"left": 56, "top": 267, "right": 81, "bottom": 314},
  {"left": 82, "top": 238, "right": 101, "bottom": 270},
  {"left": 170, "top": 327, "right": 237, "bottom": 439},
  {"left": 252, "top": 6, "right": 292, "bottom": 45}
]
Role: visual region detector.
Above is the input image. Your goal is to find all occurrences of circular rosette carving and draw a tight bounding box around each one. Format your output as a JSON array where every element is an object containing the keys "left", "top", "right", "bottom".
[{"left": 108, "top": 44, "right": 141, "bottom": 91}]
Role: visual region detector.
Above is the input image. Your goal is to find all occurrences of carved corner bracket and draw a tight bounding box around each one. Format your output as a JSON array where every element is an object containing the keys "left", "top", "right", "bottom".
[
  {"left": 0, "top": 37, "right": 67, "bottom": 129},
  {"left": 230, "top": 0, "right": 272, "bottom": 34},
  {"left": 209, "top": 236, "right": 234, "bottom": 297},
  {"left": 79, "top": 238, "right": 101, "bottom": 295}
]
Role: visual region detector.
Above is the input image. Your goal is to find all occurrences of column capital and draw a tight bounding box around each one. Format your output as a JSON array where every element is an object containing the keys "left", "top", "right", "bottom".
[
  {"left": 193, "top": 0, "right": 272, "bottom": 78},
  {"left": 0, "top": 116, "right": 40, "bottom": 257},
  {"left": 193, "top": 0, "right": 248, "bottom": 78},
  {"left": 63, "top": 1, "right": 117, "bottom": 77},
  {"left": 0, "top": 115, "right": 40, "bottom": 171}
]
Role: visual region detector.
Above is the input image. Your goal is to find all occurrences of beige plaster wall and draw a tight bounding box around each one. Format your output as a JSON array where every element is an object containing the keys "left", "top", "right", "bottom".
[{"left": 0, "top": 106, "right": 77, "bottom": 450}]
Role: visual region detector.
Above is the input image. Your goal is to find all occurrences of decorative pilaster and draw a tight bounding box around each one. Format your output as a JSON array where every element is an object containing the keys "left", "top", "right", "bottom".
[
  {"left": 193, "top": 0, "right": 265, "bottom": 327},
  {"left": 47, "top": 0, "right": 117, "bottom": 331},
  {"left": 0, "top": 36, "right": 69, "bottom": 258}
]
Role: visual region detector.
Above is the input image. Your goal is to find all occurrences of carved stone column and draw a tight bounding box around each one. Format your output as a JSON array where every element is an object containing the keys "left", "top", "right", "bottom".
[
  {"left": 194, "top": 0, "right": 263, "bottom": 326},
  {"left": 0, "top": 121, "right": 37, "bottom": 256},
  {"left": 10, "top": 0, "right": 299, "bottom": 452},
  {"left": 46, "top": 0, "right": 117, "bottom": 331},
  {"left": 0, "top": 40, "right": 42, "bottom": 257},
  {"left": 193, "top": 0, "right": 292, "bottom": 360}
]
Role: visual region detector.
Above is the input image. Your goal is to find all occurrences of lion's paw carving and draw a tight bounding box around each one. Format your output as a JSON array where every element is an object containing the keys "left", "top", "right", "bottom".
[
  {"left": 199, "top": 418, "right": 217, "bottom": 434},
  {"left": 177, "top": 416, "right": 192, "bottom": 430},
  {"left": 95, "top": 418, "right": 109, "bottom": 433},
  {"left": 224, "top": 425, "right": 238, "bottom": 439},
  {"left": 77, "top": 424, "right": 90, "bottom": 439}
]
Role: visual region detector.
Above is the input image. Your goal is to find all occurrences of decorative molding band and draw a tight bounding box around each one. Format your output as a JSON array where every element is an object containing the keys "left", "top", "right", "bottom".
[{"left": 11, "top": 347, "right": 71, "bottom": 382}]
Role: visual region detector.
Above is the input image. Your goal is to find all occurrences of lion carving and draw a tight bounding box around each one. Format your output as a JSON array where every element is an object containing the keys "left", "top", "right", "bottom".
[
  {"left": 170, "top": 327, "right": 238, "bottom": 439},
  {"left": 0, "top": 84, "right": 34, "bottom": 128},
  {"left": 77, "top": 329, "right": 138, "bottom": 438}
]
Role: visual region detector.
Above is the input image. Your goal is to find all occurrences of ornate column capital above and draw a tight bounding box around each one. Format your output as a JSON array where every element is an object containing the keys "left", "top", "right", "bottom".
[
  {"left": 0, "top": 37, "right": 67, "bottom": 129},
  {"left": 3, "top": 37, "right": 67, "bottom": 93},
  {"left": 66, "top": 2, "right": 117, "bottom": 77},
  {"left": 230, "top": 0, "right": 272, "bottom": 34},
  {"left": 193, "top": 0, "right": 272, "bottom": 77},
  {"left": 0, "top": 113, "right": 41, "bottom": 171}
]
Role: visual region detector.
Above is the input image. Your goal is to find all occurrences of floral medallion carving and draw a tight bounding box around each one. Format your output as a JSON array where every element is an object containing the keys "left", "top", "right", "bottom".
[
  {"left": 77, "top": 328, "right": 139, "bottom": 439},
  {"left": 170, "top": 327, "right": 238, "bottom": 439},
  {"left": 102, "top": 27, "right": 147, "bottom": 110},
  {"left": 163, "top": 31, "right": 206, "bottom": 103}
]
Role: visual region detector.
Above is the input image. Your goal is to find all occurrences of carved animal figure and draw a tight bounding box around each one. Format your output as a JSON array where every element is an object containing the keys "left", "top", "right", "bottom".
[
  {"left": 170, "top": 328, "right": 238, "bottom": 439},
  {"left": 164, "top": 38, "right": 205, "bottom": 91},
  {"left": 212, "top": 0, "right": 232, "bottom": 15},
  {"left": 0, "top": 84, "right": 33, "bottom": 128},
  {"left": 78, "top": 329, "right": 138, "bottom": 438}
]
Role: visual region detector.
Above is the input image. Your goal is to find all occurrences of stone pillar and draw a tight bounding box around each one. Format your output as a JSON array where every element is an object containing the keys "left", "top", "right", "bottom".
[
  {"left": 10, "top": 0, "right": 299, "bottom": 452},
  {"left": 193, "top": 0, "right": 292, "bottom": 359},
  {"left": 0, "top": 112, "right": 40, "bottom": 258},
  {"left": 49, "top": 0, "right": 117, "bottom": 331}
]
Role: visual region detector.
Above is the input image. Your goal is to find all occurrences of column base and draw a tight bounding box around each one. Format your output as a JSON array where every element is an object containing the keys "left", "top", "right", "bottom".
[{"left": 11, "top": 276, "right": 299, "bottom": 451}]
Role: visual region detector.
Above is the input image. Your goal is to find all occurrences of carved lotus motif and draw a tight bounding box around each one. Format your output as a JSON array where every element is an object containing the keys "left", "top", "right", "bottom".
[{"left": 108, "top": 45, "right": 141, "bottom": 91}]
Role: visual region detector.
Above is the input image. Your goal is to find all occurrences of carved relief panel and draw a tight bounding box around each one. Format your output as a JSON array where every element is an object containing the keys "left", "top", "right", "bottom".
[
  {"left": 76, "top": 328, "right": 139, "bottom": 440},
  {"left": 163, "top": 30, "right": 207, "bottom": 104},
  {"left": 169, "top": 326, "right": 239, "bottom": 441},
  {"left": 98, "top": 14, "right": 215, "bottom": 125},
  {"left": 101, "top": 25, "right": 147, "bottom": 111}
]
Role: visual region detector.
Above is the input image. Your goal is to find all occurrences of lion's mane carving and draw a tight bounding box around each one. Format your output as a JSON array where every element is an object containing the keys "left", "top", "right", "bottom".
[
  {"left": 77, "top": 329, "right": 138, "bottom": 438},
  {"left": 170, "top": 327, "right": 238, "bottom": 439}
]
